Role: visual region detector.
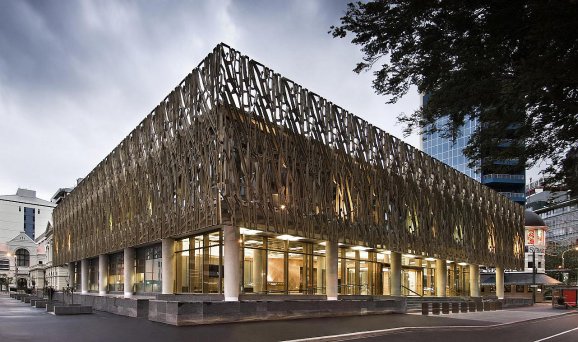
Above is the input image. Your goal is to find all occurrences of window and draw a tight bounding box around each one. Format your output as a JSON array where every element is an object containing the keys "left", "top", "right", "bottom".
[
  {"left": 0, "top": 259, "right": 9, "bottom": 270},
  {"left": 38, "top": 209, "right": 40, "bottom": 214},
  {"left": 19, "top": 206, "right": 21, "bottom": 212},
  {"left": 516, "top": 285, "right": 524, "bottom": 292},
  {"left": 16, "top": 249, "right": 30, "bottom": 267},
  {"left": 107, "top": 253, "right": 125, "bottom": 292},
  {"left": 136, "top": 244, "right": 162, "bottom": 293}
]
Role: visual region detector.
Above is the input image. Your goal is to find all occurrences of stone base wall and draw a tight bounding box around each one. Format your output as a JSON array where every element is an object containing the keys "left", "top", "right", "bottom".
[
  {"left": 149, "top": 298, "right": 406, "bottom": 326},
  {"left": 54, "top": 293, "right": 149, "bottom": 318},
  {"left": 501, "top": 297, "right": 533, "bottom": 308}
]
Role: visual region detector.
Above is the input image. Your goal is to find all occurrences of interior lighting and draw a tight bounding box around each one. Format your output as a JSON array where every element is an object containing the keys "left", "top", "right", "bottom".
[
  {"left": 458, "top": 262, "right": 468, "bottom": 266},
  {"left": 240, "top": 227, "right": 261, "bottom": 235},
  {"left": 276, "top": 234, "right": 302, "bottom": 241},
  {"left": 425, "top": 257, "right": 436, "bottom": 262},
  {"left": 384, "top": 250, "right": 392, "bottom": 255},
  {"left": 352, "top": 246, "right": 370, "bottom": 251},
  {"left": 403, "top": 254, "right": 415, "bottom": 258},
  {"left": 280, "top": 204, "right": 286, "bottom": 210}
]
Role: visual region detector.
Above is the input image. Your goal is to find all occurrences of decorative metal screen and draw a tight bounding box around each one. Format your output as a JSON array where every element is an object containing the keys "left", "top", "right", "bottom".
[{"left": 53, "top": 44, "right": 524, "bottom": 269}]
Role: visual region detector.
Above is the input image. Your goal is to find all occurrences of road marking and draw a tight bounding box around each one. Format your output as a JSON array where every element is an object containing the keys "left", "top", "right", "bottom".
[
  {"left": 532, "top": 326, "right": 578, "bottom": 342},
  {"left": 282, "top": 312, "right": 578, "bottom": 342}
]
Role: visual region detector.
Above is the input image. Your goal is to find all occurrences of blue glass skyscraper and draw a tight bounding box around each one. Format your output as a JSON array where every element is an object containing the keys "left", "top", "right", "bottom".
[{"left": 420, "top": 95, "right": 526, "bottom": 204}]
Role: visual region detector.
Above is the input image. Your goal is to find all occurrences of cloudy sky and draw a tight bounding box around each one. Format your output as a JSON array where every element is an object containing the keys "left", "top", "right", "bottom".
[
  {"left": 0, "top": 0, "right": 424, "bottom": 201},
  {"left": 0, "top": 0, "right": 541, "bottom": 201}
]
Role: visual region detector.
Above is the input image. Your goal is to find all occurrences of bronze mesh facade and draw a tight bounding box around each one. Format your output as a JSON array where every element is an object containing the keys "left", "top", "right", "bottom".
[{"left": 53, "top": 44, "right": 524, "bottom": 268}]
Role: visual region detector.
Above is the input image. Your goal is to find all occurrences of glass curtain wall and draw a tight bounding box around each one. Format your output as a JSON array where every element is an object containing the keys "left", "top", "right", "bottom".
[
  {"left": 87, "top": 258, "right": 98, "bottom": 292},
  {"left": 338, "top": 248, "right": 383, "bottom": 295},
  {"left": 175, "top": 231, "right": 223, "bottom": 293},
  {"left": 377, "top": 252, "right": 391, "bottom": 295},
  {"left": 135, "top": 244, "right": 162, "bottom": 293},
  {"left": 241, "top": 235, "right": 326, "bottom": 295},
  {"left": 107, "top": 252, "right": 124, "bottom": 292},
  {"left": 447, "top": 262, "right": 470, "bottom": 296},
  {"left": 73, "top": 261, "right": 80, "bottom": 291},
  {"left": 423, "top": 260, "right": 436, "bottom": 296}
]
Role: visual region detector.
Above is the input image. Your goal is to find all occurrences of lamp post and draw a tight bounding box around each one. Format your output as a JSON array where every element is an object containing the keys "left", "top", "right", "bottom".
[{"left": 561, "top": 246, "right": 578, "bottom": 269}]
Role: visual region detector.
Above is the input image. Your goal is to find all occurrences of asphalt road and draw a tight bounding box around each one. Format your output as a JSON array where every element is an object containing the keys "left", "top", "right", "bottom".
[
  {"left": 354, "top": 313, "right": 578, "bottom": 342},
  {"left": 1, "top": 294, "right": 575, "bottom": 342}
]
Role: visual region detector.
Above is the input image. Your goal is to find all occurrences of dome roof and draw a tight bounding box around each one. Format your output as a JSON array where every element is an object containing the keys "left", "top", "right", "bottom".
[{"left": 525, "top": 210, "right": 546, "bottom": 227}]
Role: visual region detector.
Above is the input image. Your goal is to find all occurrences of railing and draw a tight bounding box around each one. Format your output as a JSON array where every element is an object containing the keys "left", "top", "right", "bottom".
[
  {"left": 499, "top": 192, "right": 525, "bottom": 199},
  {"left": 482, "top": 174, "right": 525, "bottom": 181},
  {"left": 402, "top": 285, "right": 423, "bottom": 297}
]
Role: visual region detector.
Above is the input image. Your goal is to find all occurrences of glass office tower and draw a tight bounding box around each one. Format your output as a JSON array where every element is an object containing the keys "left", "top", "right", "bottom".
[{"left": 420, "top": 95, "right": 526, "bottom": 204}]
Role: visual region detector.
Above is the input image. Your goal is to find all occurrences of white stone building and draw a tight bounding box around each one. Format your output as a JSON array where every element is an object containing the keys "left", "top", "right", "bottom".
[
  {"left": 0, "top": 232, "right": 44, "bottom": 289},
  {"left": 0, "top": 188, "right": 56, "bottom": 243},
  {"left": 30, "top": 222, "right": 69, "bottom": 291}
]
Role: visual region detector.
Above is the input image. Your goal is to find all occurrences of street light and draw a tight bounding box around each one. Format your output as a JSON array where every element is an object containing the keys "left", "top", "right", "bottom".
[{"left": 561, "top": 246, "right": 578, "bottom": 269}]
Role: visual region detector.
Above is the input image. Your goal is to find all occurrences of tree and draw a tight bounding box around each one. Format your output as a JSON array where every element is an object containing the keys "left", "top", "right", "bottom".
[
  {"left": 0, "top": 273, "right": 13, "bottom": 291},
  {"left": 331, "top": 0, "right": 578, "bottom": 192}
]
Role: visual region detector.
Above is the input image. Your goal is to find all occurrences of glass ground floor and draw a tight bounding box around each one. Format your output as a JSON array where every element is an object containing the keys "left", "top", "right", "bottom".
[{"left": 69, "top": 226, "right": 480, "bottom": 298}]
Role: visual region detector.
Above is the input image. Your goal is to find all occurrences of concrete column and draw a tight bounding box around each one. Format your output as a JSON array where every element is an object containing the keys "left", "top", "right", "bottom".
[
  {"left": 123, "top": 248, "right": 135, "bottom": 298},
  {"left": 469, "top": 264, "right": 480, "bottom": 297},
  {"left": 98, "top": 254, "right": 108, "bottom": 296},
  {"left": 390, "top": 252, "right": 402, "bottom": 296},
  {"left": 252, "top": 248, "right": 264, "bottom": 293},
  {"left": 435, "top": 259, "right": 447, "bottom": 297},
  {"left": 495, "top": 266, "right": 504, "bottom": 299},
  {"left": 161, "top": 239, "right": 175, "bottom": 295},
  {"left": 326, "top": 241, "right": 338, "bottom": 300},
  {"left": 68, "top": 262, "right": 75, "bottom": 288},
  {"left": 223, "top": 226, "right": 241, "bottom": 301},
  {"left": 81, "top": 259, "right": 88, "bottom": 294}
]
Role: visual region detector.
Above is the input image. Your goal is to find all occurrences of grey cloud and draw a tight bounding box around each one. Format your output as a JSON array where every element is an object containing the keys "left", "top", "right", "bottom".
[{"left": 0, "top": 0, "right": 420, "bottom": 201}]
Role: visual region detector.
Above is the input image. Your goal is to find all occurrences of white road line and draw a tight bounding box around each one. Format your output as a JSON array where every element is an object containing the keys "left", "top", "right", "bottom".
[
  {"left": 282, "top": 312, "right": 578, "bottom": 342},
  {"left": 532, "top": 326, "right": 578, "bottom": 342}
]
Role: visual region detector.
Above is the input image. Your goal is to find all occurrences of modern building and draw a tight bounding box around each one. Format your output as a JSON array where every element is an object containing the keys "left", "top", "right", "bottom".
[
  {"left": 53, "top": 44, "right": 524, "bottom": 305},
  {"left": 0, "top": 188, "right": 56, "bottom": 242},
  {"left": 525, "top": 178, "right": 569, "bottom": 211},
  {"left": 420, "top": 96, "right": 526, "bottom": 204}
]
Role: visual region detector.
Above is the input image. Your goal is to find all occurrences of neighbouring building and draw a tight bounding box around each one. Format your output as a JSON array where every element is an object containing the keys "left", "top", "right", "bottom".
[
  {"left": 53, "top": 44, "right": 524, "bottom": 305},
  {"left": 420, "top": 96, "right": 526, "bottom": 205},
  {"left": 0, "top": 188, "right": 56, "bottom": 242},
  {"left": 29, "top": 222, "right": 69, "bottom": 291},
  {"left": 481, "top": 210, "right": 561, "bottom": 302},
  {"left": 535, "top": 196, "right": 578, "bottom": 284},
  {"left": 0, "top": 232, "right": 44, "bottom": 290},
  {"left": 525, "top": 178, "right": 569, "bottom": 212}
]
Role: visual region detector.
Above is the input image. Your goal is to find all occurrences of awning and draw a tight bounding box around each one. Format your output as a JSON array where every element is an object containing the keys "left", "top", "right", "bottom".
[{"left": 480, "top": 273, "right": 562, "bottom": 286}]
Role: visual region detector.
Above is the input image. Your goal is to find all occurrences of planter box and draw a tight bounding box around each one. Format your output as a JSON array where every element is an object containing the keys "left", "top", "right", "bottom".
[{"left": 53, "top": 305, "right": 93, "bottom": 315}]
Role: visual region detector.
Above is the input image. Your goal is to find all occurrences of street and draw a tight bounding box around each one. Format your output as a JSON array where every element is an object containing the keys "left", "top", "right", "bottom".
[{"left": 352, "top": 314, "right": 578, "bottom": 342}]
